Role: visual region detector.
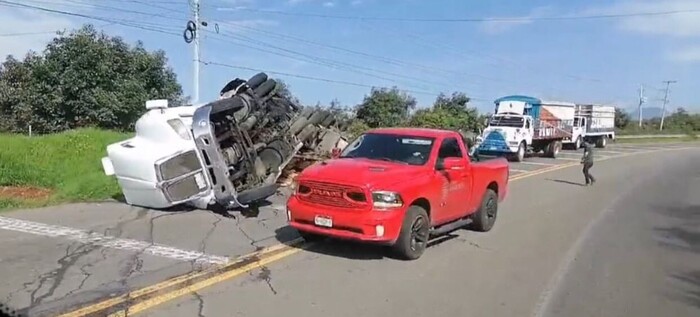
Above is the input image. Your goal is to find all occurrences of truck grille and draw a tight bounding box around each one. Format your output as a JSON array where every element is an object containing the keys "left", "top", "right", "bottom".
[
  {"left": 158, "top": 151, "right": 202, "bottom": 181},
  {"left": 297, "top": 181, "right": 367, "bottom": 208},
  {"left": 164, "top": 172, "right": 206, "bottom": 202}
]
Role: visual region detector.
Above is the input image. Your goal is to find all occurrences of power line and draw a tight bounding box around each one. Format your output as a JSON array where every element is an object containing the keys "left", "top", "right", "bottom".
[
  {"left": 0, "top": 0, "right": 182, "bottom": 36},
  {"left": 201, "top": 60, "right": 492, "bottom": 101},
  {"left": 204, "top": 29, "right": 457, "bottom": 93},
  {"left": 214, "top": 21, "right": 496, "bottom": 88},
  {"left": 0, "top": 22, "right": 115, "bottom": 37},
  {"left": 222, "top": 7, "right": 700, "bottom": 23}
]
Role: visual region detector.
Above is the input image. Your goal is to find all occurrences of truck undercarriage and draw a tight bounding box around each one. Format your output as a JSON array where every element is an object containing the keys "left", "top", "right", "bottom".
[{"left": 103, "top": 72, "right": 347, "bottom": 210}]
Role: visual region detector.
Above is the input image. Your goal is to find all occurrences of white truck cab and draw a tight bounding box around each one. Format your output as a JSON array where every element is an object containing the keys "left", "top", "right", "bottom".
[
  {"left": 101, "top": 99, "right": 215, "bottom": 209},
  {"left": 478, "top": 99, "right": 534, "bottom": 162}
]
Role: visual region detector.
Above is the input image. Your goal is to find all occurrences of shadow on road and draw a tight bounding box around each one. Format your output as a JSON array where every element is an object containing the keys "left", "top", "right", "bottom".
[
  {"left": 273, "top": 226, "right": 463, "bottom": 261},
  {"left": 653, "top": 204, "right": 700, "bottom": 309},
  {"left": 546, "top": 178, "right": 586, "bottom": 187}
]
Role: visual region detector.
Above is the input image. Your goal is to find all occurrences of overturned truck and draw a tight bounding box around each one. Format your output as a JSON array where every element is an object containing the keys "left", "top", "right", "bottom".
[{"left": 101, "top": 72, "right": 347, "bottom": 210}]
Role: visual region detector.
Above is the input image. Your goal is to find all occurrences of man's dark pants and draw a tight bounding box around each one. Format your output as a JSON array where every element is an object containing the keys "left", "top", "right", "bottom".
[{"left": 583, "top": 161, "right": 596, "bottom": 185}]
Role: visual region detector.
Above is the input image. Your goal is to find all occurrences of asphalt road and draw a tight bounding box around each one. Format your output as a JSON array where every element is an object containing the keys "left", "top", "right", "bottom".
[{"left": 0, "top": 142, "right": 698, "bottom": 317}]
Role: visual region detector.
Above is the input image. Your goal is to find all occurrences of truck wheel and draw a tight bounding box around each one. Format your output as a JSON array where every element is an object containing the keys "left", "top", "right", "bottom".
[
  {"left": 513, "top": 141, "right": 525, "bottom": 162},
  {"left": 550, "top": 140, "right": 562, "bottom": 158},
  {"left": 393, "top": 205, "right": 430, "bottom": 260},
  {"left": 574, "top": 136, "right": 582, "bottom": 150},
  {"left": 469, "top": 189, "right": 498, "bottom": 232},
  {"left": 596, "top": 136, "right": 607, "bottom": 148}
]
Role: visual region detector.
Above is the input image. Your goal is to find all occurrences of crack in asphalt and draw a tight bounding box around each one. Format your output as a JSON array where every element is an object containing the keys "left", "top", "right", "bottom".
[
  {"left": 193, "top": 292, "right": 206, "bottom": 317},
  {"left": 257, "top": 266, "right": 278, "bottom": 295},
  {"left": 29, "top": 243, "right": 99, "bottom": 306},
  {"left": 118, "top": 211, "right": 185, "bottom": 317},
  {"left": 235, "top": 216, "right": 265, "bottom": 252}
]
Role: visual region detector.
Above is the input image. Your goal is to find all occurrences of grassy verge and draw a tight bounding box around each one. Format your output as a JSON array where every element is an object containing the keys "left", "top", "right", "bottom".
[
  {"left": 0, "top": 128, "right": 131, "bottom": 211},
  {"left": 614, "top": 136, "right": 699, "bottom": 144}
]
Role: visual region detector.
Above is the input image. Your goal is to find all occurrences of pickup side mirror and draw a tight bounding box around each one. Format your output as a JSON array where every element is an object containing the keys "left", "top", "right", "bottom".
[
  {"left": 330, "top": 147, "right": 341, "bottom": 159},
  {"left": 436, "top": 157, "right": 466, "bottom": 171}
]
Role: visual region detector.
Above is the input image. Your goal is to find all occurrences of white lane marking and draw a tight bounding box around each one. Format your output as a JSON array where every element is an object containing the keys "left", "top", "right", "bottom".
[
  {"left": 519, "top": 161, "right": 555, "bottom": 166},
  {"left": 555, "top": 157, "right": 581, "bottom": 161},
  {"left": 509, "top": 168, "right": 530, "bottom": 173},
  {"left": 0, "top": 216, "right": 230, "bottom": 265},
  {"left": 595, "top": 150, "right": 626, "bottom": 154}
]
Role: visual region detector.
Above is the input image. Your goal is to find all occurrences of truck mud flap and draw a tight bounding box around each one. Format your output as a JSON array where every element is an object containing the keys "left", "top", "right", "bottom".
[{"left": 237, "top": 184, "right": 280, "bottom": 205}]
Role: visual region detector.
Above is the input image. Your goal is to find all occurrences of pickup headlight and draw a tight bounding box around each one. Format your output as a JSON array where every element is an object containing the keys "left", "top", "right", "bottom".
[
  {"left": 372, "top": 191, "right": 403, "bottom": 209},
  {"left": 167, "top": 119, "right": 192, "bottom": 140}
]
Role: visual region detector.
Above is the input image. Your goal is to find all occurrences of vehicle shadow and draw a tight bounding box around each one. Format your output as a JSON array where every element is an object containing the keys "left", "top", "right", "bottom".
[
  {"left": 545, "top": 178, "right": 586, "bottom": 187},
  {"left": 652, "top": 204, "right": 700, "bottom": 309},
  {"left": 274, "top": 226, "right": 462, "bottom": 261}
]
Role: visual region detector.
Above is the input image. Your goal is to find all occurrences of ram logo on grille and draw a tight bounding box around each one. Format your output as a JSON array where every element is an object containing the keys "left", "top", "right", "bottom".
[{"left": 310, "top": 188, "right": 343, "bottom": 198}]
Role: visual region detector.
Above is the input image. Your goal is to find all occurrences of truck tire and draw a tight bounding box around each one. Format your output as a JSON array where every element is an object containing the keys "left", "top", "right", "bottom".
[
  {"left": 574, "top": 136, "right": 582, "bottom": 150},
  {"left": 513, "top": 141, "right": 526, "bottom": 162},
  {"left": 545, "top": 140, "right": 562, "bottom": 158},
  {"left": 393, "top": 205, "right": 430, "bottom": 260},
  {"left": 469, "top": 188, "right": 498, "bottom": 232},
  {"left": 595, "top": 136, "right": 607, "bottom": 148}
]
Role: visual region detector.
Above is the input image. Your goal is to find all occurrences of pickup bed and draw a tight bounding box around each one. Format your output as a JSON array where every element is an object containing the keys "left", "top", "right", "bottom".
[{"left": 286, "top": 127, "right": 510, "bottom": 260}]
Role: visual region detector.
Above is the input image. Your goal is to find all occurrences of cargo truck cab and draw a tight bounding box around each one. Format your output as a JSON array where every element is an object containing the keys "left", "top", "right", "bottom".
[{"left": 479, "top": 113, "right": 533, "bottom": 162}]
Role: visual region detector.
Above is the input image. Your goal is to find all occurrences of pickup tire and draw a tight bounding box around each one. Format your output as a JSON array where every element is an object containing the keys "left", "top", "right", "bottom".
[
  {"left": 393, "top": 205, "right": 430, "bottom": 260},
  {"left": 469, "top": 189, "right": 498, "bottom": 232}
]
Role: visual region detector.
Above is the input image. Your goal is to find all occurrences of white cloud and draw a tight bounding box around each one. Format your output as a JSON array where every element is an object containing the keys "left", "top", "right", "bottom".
[
  {"left": 583, "top": 0, "right": 700, "bottom": 37},
  {"left": 668, "top": 46, "right": 700, "bottom": 62},
  {"left": 323, "top": 1, "right": 336, "bottom": 8},
  {"left": 351, "top": 0, "right": 363, "bottom": 6},
  {"left": 478, "top": 6, "right": 554, "bottom": 35}
]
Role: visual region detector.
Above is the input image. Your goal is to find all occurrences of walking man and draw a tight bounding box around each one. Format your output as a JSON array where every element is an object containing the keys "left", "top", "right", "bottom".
[{"left": 581, "top": 140, "right": 596, "bottom": 186}]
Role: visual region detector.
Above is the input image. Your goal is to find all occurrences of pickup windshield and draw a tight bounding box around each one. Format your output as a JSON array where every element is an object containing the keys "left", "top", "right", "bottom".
[
  {"left": 488, "top": 115, "right": 525, "bottom": 128},
  {"left": 340, "top": 133, "right": 435, "bottom": 166}
]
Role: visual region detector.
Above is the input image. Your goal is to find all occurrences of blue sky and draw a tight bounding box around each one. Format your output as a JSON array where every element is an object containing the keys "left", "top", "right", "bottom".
[{"left": 1, "top": 0, "right": 699, "bottom": 114}]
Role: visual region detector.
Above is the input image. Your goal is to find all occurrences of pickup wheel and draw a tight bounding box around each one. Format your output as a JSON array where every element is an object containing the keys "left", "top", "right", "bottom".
[
  {"left": 469, "top": 189, "right": 498, "bottom": 232},
  {"left": 393, "top": 205, "right": 430, "bottom": 260}
]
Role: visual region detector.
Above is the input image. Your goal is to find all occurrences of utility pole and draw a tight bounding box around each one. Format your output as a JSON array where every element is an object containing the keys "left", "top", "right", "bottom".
[
  {"left": 192, "top": 0, "right": 201, "bottom": 104},
  {"left": 638, "top": 84, "right": 645, "bottom": 128},
  {"left": 659, "top": 80, "right": 676, "bottom": 131}
]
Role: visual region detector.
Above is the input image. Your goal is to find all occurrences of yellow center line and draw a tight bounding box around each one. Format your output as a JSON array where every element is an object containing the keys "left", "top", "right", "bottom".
[{"left": 59, "top": 145, "right": 698, "bottom": 317}]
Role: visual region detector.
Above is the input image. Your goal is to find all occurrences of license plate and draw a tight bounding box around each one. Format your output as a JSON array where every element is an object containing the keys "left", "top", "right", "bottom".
[
  {"left": 490, "top": 146, "right": 497, "bottom": 150},
  {"left": 314, "top": 215, "right": 332, "bottom": 228}
]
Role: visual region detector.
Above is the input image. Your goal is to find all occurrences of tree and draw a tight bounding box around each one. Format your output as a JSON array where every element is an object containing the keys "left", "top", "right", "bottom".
[
  {"left": 272, "top": 78, "right": 302, "bottom": 106},
  {"left": 0, "top": 24, "right": 183, "bottom": 133},
  {"left": 614, "top": 107, "right": 630, "bottom": 129},
  {"left": 354, "top": 87, "right": 416, "bottom": 128},
  {"left": 409, "top": 92, "right": 480, "bottom": 132}
]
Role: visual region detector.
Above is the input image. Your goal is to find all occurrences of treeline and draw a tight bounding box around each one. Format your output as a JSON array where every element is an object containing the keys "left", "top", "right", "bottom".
[
  {"left": 1, "top": 24, "right": 696, "bottom": 138},
  {"left": 615, "top": 108, "right": 700, "bottom": 135},
  {"left": 0, "top": 24, "right": 484, "bottom": 137}
]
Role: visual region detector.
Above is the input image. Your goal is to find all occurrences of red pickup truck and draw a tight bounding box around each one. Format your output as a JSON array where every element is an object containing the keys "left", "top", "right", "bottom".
[{"left": 286, "top": 128, "right": 509, "bottom": 260}]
